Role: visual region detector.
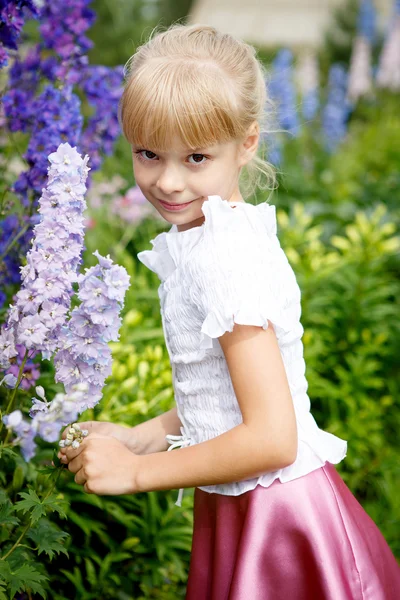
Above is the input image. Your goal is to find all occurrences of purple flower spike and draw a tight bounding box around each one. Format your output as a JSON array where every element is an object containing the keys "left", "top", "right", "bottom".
[
  {"left": 54, "top": 251, "right": 130, "bottom": 412},
  {"left": 0, "top": 142, "right": 91, "bottom": 368}
]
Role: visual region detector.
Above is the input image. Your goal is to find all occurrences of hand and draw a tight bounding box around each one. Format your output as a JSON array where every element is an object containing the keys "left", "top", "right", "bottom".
[
  {"left": 57, "top": 420, "right": 136, "bottom": 463},
  {"left": 61, "top": 433, "right": 140, "bottom": 495}
]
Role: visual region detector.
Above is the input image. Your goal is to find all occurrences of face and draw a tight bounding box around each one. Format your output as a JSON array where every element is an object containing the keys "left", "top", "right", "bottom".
[{"left": 131, "top": 126, "right": 259, "bottom": 232}]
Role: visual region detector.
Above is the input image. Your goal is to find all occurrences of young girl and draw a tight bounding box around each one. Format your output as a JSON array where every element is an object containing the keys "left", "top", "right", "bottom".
[{"left": 59, "top": 23, "right": 400, "bottom": 599}]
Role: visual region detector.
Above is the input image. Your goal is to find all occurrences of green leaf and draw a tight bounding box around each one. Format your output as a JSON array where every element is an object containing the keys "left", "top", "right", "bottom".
[
  {"left": 84, "top": 557, "right": 98, "bottom": 589},
  {"left": 41, "top": 493, "right": 68, "bottom": 520},
  {"left": 15, "top": 489, "right": 45, "bottom": 523},
  {"left": 15, "top": 489, "right": 68, "bottom": 523},
  {"left": 0, "top": 560, "right": 48, "bottom": 599},
  {"left": 0, "top": 447, "right": 17, "bottom": 461},
  {"left": 59, "top": 566, "right": 86, "bottom": 596},
  {"left": 0, "top": 580, "right": 7, "bottom": 600},
  {"left": 0, "top": 501, "right": 19, "bottom": 528},
  {"left": 27, "top": 518, "right": 69, "bottom": 560}
]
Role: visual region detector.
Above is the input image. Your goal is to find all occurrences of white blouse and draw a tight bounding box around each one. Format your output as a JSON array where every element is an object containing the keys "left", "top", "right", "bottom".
[{"left": 137, "top": 195, "right": 347, "bottom": 506}]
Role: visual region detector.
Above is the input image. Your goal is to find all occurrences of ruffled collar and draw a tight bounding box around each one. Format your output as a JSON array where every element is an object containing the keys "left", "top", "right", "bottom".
[{"left": 137, "top": 195, "right": 277, "bottom": 282}]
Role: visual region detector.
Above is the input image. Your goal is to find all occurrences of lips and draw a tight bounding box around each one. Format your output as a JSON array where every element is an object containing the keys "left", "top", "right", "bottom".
[{"left": 158, "top": 199, "right": 194, "bottom": 206}]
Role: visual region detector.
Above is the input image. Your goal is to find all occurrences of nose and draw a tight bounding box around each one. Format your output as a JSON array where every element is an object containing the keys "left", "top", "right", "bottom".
[{"left": 156, "top": 164, "right": 185, "bottom": 196}]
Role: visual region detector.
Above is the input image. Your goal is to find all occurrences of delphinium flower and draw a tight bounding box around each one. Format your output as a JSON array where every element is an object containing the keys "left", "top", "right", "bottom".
[
  {"left": 2, "top": 0, "right": 123, "bottom": 208},
  {"left": 5, "top": 344, "right": 40, "bottom": 391},
  {"left": 1, "top": 250, "right": 130, "bottom": 459},
  {"left": 295, "top": 50, "right": 320, "bottom": 122},
  {"left": 347, "top": 0, "right": 376, "bottom": 103},
  {"left": 0, "top": 214, "right": 34, "bottom": 309},
  {"left": 2, "top": 45, "right": 43, "bottom": 133},
  {"left": 263, "top": 49, "right": 300, "bottom": 167},
  {"left": 79, "top": 65, "right": 125, "bottom": 171},
  {"left": 268, "top": 49, "right": 300, "bottom": 137},
  {"left": 53, "top": 250, "right": 130, "bottom": 411},
  {"left": 2, "top": 382, "right": 89, "bottom": 461},
  {"left": 38, "top": 0, "right": 96, "bottom": 84},
  {"left": 0, "top": 0, "right": 40, "bottom": 69},
  {"left": 0, "top": 324, "right": 18, "bottom": 369},
  {"left": 376, "top": 1, "right": 400, "bottom": 91},
  {"left": 8, "top": 84, "right": 84, "bottom": 205},
  {"left": 321, "top": 64, "right": 352, "bottom": 153},
  {"left": 0, "top": 373, "right": 18, "bottom": 388},
  {"left": 0, "top": 142, "right": 90, "bottom": 372}
]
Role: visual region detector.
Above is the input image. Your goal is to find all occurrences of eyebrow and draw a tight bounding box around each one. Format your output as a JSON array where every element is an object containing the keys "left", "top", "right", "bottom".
[{"left": 132, "top": 145, "right": 209, "bottom": 154}]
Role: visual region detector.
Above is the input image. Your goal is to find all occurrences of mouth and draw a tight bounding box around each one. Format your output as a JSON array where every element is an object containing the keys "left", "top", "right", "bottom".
[{"left": 157, "top": 198, "right": 197, "bottom": 211}]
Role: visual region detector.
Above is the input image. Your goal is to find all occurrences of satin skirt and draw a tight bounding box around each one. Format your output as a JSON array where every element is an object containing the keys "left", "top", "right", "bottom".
[{"left": 185, "top": 462, "right": 400, "bottom": 600}]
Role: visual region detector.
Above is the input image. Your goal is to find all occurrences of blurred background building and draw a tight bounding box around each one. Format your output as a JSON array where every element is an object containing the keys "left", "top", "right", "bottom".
[{"left": 188, "top": 0, "right": 392, "bottom": 48}]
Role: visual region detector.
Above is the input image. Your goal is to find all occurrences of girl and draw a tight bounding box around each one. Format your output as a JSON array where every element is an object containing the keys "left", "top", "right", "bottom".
[{"left": 59, "top": 23, "right": 400, "bottom": 599}]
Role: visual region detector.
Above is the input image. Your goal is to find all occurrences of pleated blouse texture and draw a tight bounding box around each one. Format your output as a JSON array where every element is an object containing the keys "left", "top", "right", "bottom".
[{"left": 137, "top": 195, "right": 347, "bottom": 497}]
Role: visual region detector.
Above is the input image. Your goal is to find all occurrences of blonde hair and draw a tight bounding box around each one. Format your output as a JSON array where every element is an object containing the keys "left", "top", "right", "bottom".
[{"left": 118, "top": 23, "right": 278, "bottom": 200}]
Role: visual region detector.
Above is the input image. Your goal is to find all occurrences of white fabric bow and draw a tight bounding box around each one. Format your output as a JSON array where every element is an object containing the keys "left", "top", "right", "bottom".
[{"left": 166, "top": 427, "right": 192, "bottom": 506}]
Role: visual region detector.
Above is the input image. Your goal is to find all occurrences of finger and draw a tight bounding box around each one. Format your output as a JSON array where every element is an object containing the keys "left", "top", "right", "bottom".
[
  {"left": 64, "top": 441, "right": 86, "bottom": 462},
  {"left": 83, "top": 481, "right": 93, "bottom": 494},
  {"left": 67, "top": 455, "right": 83, "bottom": 475},
  {"left": 74, "top": 467, "right": 87, "bottom": 486}
]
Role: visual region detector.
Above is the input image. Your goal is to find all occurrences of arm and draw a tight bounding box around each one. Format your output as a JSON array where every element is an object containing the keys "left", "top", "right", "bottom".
[
  {"left": 127, "top": 406, "right": 183, "bottom": 455},
  {"left": 135, "top": 322, "right": 298, "bottom": 493}
]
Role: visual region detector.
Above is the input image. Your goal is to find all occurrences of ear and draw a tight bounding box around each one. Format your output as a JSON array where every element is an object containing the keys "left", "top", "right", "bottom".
[{"left": 238, "top": 121, "right": 260, "bottom": 167}]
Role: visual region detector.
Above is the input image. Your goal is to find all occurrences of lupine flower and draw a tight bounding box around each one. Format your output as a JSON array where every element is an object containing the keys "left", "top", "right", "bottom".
[
  {"left": 347, "top": 0, "right": 376, "bottom": 103},
  {"left": 0, "top": 142, "right": 90, "bottom": 369},
  {"left": 376, "top": 4, "right": 400, "bottom": 91},
  {"left": 296, "top": 50, "right": 320, "bottom": 122},
  {"left": 321, "top": 64, "right": 352, "bottom": 152},
  {"left": 268, "top": 49, "right": 300, "bottom": 137}
]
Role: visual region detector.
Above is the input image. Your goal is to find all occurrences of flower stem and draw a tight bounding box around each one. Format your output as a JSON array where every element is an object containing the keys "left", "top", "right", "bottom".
[{"left": 0, "top": 222, "right": 30, "bottom": 263}]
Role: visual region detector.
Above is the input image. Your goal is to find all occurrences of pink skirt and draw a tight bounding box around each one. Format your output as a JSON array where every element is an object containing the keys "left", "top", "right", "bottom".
[{"left": 185, "top": 462, "right": 400, "bottom": 599}]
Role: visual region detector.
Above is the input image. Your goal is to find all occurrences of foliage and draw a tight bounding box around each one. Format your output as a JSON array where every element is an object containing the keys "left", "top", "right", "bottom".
[
  {"left": 1, "top": 2, "right": 400, "bottom": 598},
  {"left": 277, "top": 202, "right": 400, "bottom": 554}
]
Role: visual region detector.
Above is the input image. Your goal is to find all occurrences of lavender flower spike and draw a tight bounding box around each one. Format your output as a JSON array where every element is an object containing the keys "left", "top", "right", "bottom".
[
  {"left": 54, "top": 251, "right": 130, "bottom": 412},
  {"left": 0, "top": 142, "right": 91, "bottom": 372}
]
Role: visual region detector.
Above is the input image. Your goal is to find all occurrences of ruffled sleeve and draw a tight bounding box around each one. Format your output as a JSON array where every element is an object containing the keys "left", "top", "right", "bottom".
[
  {"left": 195, "top": 197, "right": 301, "bottom": 349},
  {"left": 137, "top": 231, "right": 176, "bottom": 282}
]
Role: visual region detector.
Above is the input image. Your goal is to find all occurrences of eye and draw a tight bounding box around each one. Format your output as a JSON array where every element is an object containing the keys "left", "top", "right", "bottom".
[
  {"left": 134, "top": 149, "right": 158, "bottom": 161},
  {"left": 133, "top": 149, "right": 209, "bottom": 166},
  {"left": 188, "top": 153, "right": 207, "bottom": 165}
]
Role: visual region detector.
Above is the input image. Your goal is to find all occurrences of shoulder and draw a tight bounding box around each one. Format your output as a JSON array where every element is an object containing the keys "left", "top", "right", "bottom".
[
  {"left": 192, "top": 196, "right": 291, "bottom": 290},
  {"left": 192, "top": 196, "right": 280, "bottom": 274},
  {"left": 189, "top": 197, "right": 300, "bottom": 345}
]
